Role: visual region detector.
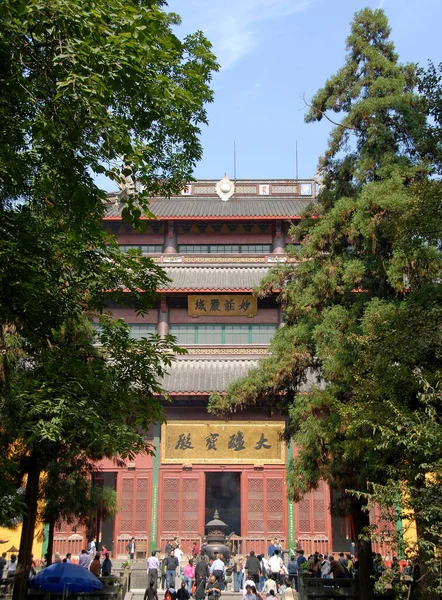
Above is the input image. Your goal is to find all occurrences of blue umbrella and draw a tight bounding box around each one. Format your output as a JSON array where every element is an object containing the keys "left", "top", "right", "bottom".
[{"left": 29, "top": 562, "right": 103, "bottom": 593}]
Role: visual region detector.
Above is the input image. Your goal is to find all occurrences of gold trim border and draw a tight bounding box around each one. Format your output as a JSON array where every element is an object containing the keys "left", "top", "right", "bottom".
[{"left": 161, "top": 421, "right": 286, "bottom": 465}]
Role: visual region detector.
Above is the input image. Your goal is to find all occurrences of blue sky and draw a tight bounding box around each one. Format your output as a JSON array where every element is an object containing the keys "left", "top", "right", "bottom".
[
  {"left": 97, "top": 0, "right": 442, "bottom": 190},
  {"left": 166, "top": 0, "right": 442, "bottom": 181}
]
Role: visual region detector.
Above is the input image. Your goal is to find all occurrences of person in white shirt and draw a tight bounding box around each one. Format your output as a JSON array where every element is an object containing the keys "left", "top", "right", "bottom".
[
  {"left": 147, "top": 551, "right": 160, "bottom": 589},
  {"left": 174, "top": 544, "right": 184, "bottom": 577},
  {"left": 268, "top": 551, "right": 284, "bottom": 587},
  {"left": 243, "top": 578, "right": 255, "bottom": 592},
  {"left": 281, "top": 583, "right": 298, "bottom": 600},
  {"left": 210, "top": 552, "right": 226, "bottom": 590},
  {"left": 263, "top": 576, "right": 278, "bottom": 596},
  {"left": 6, "top": 555, "right": 18, "bottom": 578}
]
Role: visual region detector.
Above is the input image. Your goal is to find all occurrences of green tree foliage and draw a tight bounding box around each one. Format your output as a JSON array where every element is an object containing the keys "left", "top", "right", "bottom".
[
  {"left": 417, "top": 61, "right": 442, "bottom": 175},
  {"left": 210, "top": 9, "right": 441, "bottom": 599},
  {"left": 0, "top": 1, "right": 217, "bottom": 598},
  {"left": 0, "top": 0, "right": 218, "bottom": 221},
  {"left": 355, "top": 379, "right": 442, "bottom": 596}
]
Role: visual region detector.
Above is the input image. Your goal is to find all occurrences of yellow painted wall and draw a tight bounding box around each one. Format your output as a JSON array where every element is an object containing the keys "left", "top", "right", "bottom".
[{"left": 0, "top": 524, "right": 44, "bottom": 559}]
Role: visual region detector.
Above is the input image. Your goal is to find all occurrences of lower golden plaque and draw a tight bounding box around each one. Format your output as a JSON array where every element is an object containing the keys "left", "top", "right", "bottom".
[{"left": 161, "top": 421, "right": 285, "bottom": 464}]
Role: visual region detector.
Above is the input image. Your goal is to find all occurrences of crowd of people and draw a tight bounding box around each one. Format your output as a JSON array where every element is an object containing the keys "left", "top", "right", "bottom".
[
  {"left": 143, "top": 539, "right": 360, "bottom": 600},
  {"left": 0, "top": 543, "right": 116, "bottom": 585},
  {"left": 0, "top": 553, "right": 18, "bottom": 579},
  {"left": 144, "top": 537, "right": 419, "bottom": 600}
]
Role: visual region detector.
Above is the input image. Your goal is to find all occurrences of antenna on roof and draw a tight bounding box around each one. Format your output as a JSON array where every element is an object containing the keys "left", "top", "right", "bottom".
[
  {"left": 296, "top": 140, "right": 299, "bottom": 181},
  {"left": 233, "top": 141, "right": 237, "bottom": 203}
]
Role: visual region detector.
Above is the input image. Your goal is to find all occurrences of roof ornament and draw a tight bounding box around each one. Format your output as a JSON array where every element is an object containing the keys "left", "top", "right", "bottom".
[
  {"left": 313, "top": 169, "right": 325, "bottom": 195},
  {"left": 116, "top": 163, "right": 138, "bottom": 203},
  {"left": 215, "top": 174, "right": 235, "bottom": 201}
]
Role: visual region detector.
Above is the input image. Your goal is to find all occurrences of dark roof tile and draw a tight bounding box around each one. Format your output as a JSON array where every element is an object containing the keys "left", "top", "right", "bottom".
[
  {"left": 160, "top": 266, "right": 269, "bottom": 291},
  {"left": 104, "top": 197, "right": 312, "bottom": 219}
]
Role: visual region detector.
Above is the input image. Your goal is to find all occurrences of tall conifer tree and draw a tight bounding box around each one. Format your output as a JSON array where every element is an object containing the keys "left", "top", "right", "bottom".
[{"left": 210, "top": 9, "right": 442, "bottom": 599}]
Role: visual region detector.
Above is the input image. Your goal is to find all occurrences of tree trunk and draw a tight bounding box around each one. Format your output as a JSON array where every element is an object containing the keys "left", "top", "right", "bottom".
[
  {"left": 413, "top": 492, "right": 437, "bottom": 600},
  {"left": 351, "top": 495, "right": 373, "bottom": 600},
  {"left": 12, "top": 452, "right": 41, "bottom": 600},
  {"left": 46, "top": 518, "right": 55, "bottom": 566}
]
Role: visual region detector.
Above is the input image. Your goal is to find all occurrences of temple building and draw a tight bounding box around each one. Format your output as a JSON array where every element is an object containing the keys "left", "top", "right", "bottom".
[{"left": 52, "top": 176, "right": 358, "bottom": 559}]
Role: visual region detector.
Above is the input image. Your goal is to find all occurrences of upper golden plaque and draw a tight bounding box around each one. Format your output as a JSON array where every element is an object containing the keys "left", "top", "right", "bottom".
[{"left": 188, "top": 295, "right": 257, "bottom": 318}]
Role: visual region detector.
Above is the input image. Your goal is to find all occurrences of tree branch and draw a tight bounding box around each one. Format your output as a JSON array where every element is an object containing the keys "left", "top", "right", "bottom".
[{"left": 302, "top": 94, "right": 360, "bottom": 131}]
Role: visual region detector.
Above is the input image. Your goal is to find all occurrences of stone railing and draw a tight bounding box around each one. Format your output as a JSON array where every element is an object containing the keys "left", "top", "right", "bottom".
[{"left": 298, "top": 573, "right": 359, "bottom": 600}]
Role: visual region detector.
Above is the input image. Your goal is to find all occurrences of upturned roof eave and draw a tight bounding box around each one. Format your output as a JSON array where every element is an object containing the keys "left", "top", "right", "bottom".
[{"left": 103, "top": 215, "right": 302, "bottom": 221}]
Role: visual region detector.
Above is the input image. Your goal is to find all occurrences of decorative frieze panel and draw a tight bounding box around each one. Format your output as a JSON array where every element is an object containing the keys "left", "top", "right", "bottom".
[
  {"left": 186, "top": 347, "right": 268, "bottom": 355},
  {"left": 183, "top": 256, "right": 266, "bottom": 263},
  {"left": 193, "top": 185, "right": 215, "bottom": 195},
  {"left": 236, "top": 185, "right": 258, "bottom": 194},
  {"left": 271, "top": 185, "right": 299, "bottom": 194}
]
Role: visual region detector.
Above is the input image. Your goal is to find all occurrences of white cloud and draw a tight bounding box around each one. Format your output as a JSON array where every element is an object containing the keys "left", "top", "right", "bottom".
[{"left": 174, "top": 0, "right": 315, "bottom": 70}]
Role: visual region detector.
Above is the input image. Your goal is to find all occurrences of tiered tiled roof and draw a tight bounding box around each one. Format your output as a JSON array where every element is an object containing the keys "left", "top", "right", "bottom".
[
  {"left": 159, "top": 266, "right": 270, "bottom": 292},
  {"left": 104, "top": 178, "right": 316, "bottom": 220},
  {"left": 160, "top": 358, "right": 259, "bottom": 394},
  {"left": 104, "top": 197, "right": 312, "bottom": 219},
  {"left": 160, "top": 357, "right": 321, "bottom": 394}
]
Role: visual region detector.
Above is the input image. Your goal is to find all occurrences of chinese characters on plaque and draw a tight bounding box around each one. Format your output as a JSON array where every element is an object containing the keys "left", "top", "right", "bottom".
[
  {"left": 162, "top": 422, "right": 285, "bottom": 464},
  {"left": 188, "top": 295, "right": 257, "bottom": 318}
]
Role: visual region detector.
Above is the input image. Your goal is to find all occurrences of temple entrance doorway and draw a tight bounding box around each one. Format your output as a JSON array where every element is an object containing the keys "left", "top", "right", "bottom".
[{"left": 205, "top": 472, "right": 241, "bottom": 535}]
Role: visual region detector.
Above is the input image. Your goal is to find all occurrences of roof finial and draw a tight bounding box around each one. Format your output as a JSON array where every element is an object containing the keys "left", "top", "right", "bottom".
[{"left": 216, "top": 175, "right": 235, "bottom": 201}]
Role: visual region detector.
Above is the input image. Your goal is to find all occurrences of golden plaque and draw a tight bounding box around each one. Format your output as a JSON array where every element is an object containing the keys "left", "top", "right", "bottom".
[
  {"left": 161, "top": 421, "right": 285, "bottom": 464},
  {"left": 188, "top": 295, "right": 257, "bottom": 318}
]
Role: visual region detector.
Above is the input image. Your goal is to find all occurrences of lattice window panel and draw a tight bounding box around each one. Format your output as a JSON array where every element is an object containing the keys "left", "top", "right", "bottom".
[
  {"left": 182, "top": 478, "right": 199, "bottom": 532},
  {"left": 121, "top": 520, "right": 132, "bottom": 531},
  {"left": 267, "top": 499, "right": 282, "bottom": 513},
  {"left": 268, "top": 519, "right": 284, "bottom": 533},
  {"left": 162, "top": 477, "right": 181, "bottom": 533},
  {"left": 266, "top": 478, "right": 284, "bottom": 535},
  {"left": 56, "top": 520, "right": 67, "bottom": 533},
  {"left": 267, "top": 480, "right": 283, "bottom": 514},
  {"left": 164, "top": 478, "right": 180, "bottom": 495},
  {"left": 248, "top": 520, "right": 265, "bottom": 532},
  {"left": 248, "top": 478, "right": 264, "bottom": 532},
  {"left": 163, "top": 519, "right": 179, "bottom": 532},
  {"left": 121, "top": 478, "right": 134, "bottom": 533},
  {"left": 248, "top": 499, "right": 263, "bottom": 513},
  {"left": 248, "top": 478, "right": 264, "bottom": 493},
  {"left": 135, "top": 478, "right": 149, "bottom": 533},
  {"left": 298, "top": 495, "right": 311, "bottom": 535},
  {"left": 267, "top": 478, "right": 283, "bottom": 495},
  {"left": 163, "top": 499, "right": 176, "bottom": 512},
  {"left": 313, "top": 481, "right": 327, "bottom": 534},
  {"left": 182, "top": 519, "right": 199, "bottom": 531}
]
